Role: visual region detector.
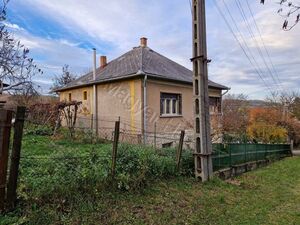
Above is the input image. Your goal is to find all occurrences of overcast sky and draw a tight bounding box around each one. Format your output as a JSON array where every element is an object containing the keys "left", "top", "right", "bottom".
[{"left": 5, "top": 0, "right": 300, "bottom": 99}]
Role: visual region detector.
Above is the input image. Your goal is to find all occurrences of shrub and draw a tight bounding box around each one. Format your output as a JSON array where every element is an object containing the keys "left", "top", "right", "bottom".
[{"left": 18, "top": 136, "right": 194, "bottom": 208}]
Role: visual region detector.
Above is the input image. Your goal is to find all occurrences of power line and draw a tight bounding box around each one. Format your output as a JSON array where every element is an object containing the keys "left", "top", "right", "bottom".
[
  {"left": 188, "top": 0, "right": 192, "bottom": 15},
  {"left": 220, "top": 0, "right": 274, "bottom": 91},
  {"left": 213, "top": 0, "right": 273, "bottom": 94},
  {"left": 245, "top": 0, "right": 283, "bottom": 89},
  {"left": 234, "top": 0, "right": 283, "bottom": 91}
]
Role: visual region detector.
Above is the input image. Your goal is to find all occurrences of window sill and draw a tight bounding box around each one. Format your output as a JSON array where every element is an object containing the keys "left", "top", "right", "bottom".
[{"left": 160, "top": 115, "right": 183, "bottom": 118}]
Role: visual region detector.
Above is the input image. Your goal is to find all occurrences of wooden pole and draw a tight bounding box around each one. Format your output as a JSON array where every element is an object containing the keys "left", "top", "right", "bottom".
[
  {"left": 192, "top": 0, "right": 213, "bottom": 181},
  {"left": 176, "top": 130, "right": 185, "bottom": 171},
  {"left": 154, "top": 122, "right": 157, "bottom": 149},
  {"left": 111, "top": 121, "right": 120, "bottom": 178},
  {"left": 7, "top": 106, "right": 26, "bottom": 209},
  {"left": 0, "top": 109, "right": 12, "bottom": 212}
]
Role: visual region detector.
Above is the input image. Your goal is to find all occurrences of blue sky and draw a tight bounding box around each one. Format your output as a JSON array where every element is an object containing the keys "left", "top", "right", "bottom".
[{"left": 5, "top": 0, "right": 300, "bottom": 99}]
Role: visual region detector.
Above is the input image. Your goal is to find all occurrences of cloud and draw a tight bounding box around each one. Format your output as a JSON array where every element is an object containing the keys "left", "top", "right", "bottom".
[
  {"left": 206, "top": 0, "right": 300, "bottom": 98},
  {"left": 7, "top": 0, "right": 300, "bottom": 98},
  {"left": 8, "top": 28, "right": 95, "bottom": 92},
  {"left": 3, "top": 21, "right": 24, "bottom": 30}
]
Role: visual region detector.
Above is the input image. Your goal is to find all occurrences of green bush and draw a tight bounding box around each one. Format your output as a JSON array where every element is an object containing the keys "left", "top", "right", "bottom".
[
  {"left": 18, "top": 135, "right": 194, "bottom": 209},
  {"left": 24, "top": 123, "right": 53, "bottom": 136}
]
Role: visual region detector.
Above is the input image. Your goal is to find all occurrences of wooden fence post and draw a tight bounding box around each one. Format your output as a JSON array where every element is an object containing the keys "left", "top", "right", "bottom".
[
  {"left": 0, "top": 109, "right": 12, "bottom": 212},
  {"left": 154, "top": 122, "right": 157, "bottom": 150},
  {"left": 6, "top": 107, "right": 26, "bottom": 209},
  {"left": 137, "top": 134, "right": 142, "bottom": 145},
  {"left": 111, "top": 121, "right": 120, "bottom": 178},
  {"left": 176, "top": 130, "right": 185, "bottom": 171}
]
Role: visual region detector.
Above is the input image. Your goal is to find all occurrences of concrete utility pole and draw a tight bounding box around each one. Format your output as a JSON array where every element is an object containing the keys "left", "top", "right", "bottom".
[{"left": 191, "top": 0, "right": 213, "bottom": 181}]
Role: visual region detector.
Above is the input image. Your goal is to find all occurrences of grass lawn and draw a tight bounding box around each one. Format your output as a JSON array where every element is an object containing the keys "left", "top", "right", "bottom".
[{"left": 1, "top": 135, "right": 300, "bottom": 224}]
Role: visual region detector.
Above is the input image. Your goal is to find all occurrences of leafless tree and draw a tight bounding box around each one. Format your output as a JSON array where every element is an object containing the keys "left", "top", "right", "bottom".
[
  {"left": 260, "top": 0, "right": 300, "bottom": 30},
  {"left": 51, "top": 65, "right": 76, "bottom": 91},
  {"left": 0, "top": 0, "right": 43, "bottom": 94},
  {"left": 266, "top": 91, "right": 299, "bottom": 116},
  {"left": 57, "top": 101, "right": 82, "bottom": 138},
  {"left": 266, "top": 91, "right": 300, "bottom": 145}
]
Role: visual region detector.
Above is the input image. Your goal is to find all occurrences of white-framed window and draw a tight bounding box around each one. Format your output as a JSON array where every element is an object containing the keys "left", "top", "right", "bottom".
[
  {"left": 160, "top": 93, "right": 182, "bottom": 116},
  {"left": 209, "top": 97, "right": 221, "bottom": 114}
]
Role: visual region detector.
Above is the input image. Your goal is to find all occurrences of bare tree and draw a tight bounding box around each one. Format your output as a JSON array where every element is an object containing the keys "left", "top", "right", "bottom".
[
  {"left": 0, "top": 0, "right": 42, "bottom": 94},
  {"left": 260, "top": 0, "right": 300, "bottom": 30},
  {"left": 266, "top": 91, "right": 299, "bottom": 118},
  {"left": 52, "top": 65, "right": 76, "bottom": 91},
  {"left": 291, "top": 96, "right": 300, "bottom": 120},
  {"left": 57, "top": 101, "right": 82, "bottom": 138},
  {"left": 266, "top": 91, "right": 300, "bottom": 144}
]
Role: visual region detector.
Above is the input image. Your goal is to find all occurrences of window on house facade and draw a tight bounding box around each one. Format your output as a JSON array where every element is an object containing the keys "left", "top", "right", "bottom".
[
  {"left": 209, "top": 97, "right": 221, "bottom": 114},
  {"left": 160, "top": 93, "right": 182, "bottom": 116},
  {"left": 68, "top": 93, "right": 72, "bottom": 101},
  {"left": 83, "top": 91, "right": 88, "bottom": 100}
]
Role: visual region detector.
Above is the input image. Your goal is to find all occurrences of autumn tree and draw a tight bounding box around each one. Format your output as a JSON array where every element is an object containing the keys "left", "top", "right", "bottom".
[
  {"left": 265, "top": 91, "right": 300, "bottom": 145},
  {"left": 247, "top": 107, "right": 288, "bottom": 143},
  {"left": 222, "top": 94, "right": 250, "bottom": 142},
  {"left": 260, "top": 0, "right": 300, "bottom": 30}
]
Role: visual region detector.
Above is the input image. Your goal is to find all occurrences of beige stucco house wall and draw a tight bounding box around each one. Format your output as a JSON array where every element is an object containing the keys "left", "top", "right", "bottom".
[
  {"left": 59, "top": 77, "right": 223, "bottom": 146},
  {"left": 145, "top": 79, "right": 222, "bottom": 134}
]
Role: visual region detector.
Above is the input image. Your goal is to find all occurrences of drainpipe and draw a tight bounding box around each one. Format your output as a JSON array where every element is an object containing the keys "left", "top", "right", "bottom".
[
  {"left": 143, "top": 74, "right": 148, "bottom": 144},
  {"left": 93, "top": 48, "right": 98, "bottom": 136}
]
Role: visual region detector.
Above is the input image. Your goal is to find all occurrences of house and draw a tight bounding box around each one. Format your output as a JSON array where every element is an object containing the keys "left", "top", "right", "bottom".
[{"left": 55, "top": 38, "right": 229, "bottom": 146}]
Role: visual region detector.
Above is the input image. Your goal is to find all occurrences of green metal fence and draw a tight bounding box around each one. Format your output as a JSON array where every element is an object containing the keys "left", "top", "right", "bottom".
[{"left": 212, "top": 143, "right": 291, "bottom": 171}]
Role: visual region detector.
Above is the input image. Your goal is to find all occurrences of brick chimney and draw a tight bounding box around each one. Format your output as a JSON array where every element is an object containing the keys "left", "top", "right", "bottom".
[
  {"left": 100, "top": 56, "right": 107, "bottom": 69},
  {"left": 140, "top": 37, "right": 147, "bottom": 47}
]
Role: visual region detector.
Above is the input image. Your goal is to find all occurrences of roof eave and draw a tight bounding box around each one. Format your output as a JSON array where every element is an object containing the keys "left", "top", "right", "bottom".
[
  {"left": 55, "top": 72, "right": 230, "bottom": 92},
  {"left": 54, "top": 73, "right": 144, "bottom": 92}
]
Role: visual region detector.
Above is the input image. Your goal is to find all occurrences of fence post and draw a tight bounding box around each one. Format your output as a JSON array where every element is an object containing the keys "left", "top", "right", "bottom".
[
  {"left": 176, "top": 130, "right": 185, "bottom": 171},
  {"left": 0, "top": 109, "right": 12, "bottom": 212},
  {"left": 154, "top": 122, "right": 157, "bottom": 150},
  {"left": 137, "top": 134, "right": 142, "bottom": 145},
  {"left": 111, "top": 121, "right": 120, "bottom": 178},
  {"left": 6, "top": 107, "right": 26, "bottom": 209}
]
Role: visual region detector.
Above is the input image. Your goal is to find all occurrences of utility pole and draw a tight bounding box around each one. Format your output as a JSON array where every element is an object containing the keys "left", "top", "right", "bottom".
[{"left": 191, "top": 0, "right": 213, "bottom": 181}]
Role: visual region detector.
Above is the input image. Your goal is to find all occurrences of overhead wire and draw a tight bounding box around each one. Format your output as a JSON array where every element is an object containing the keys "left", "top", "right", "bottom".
[
  {"left": 220, "top": 0, "right": 274, "bottom": 92},
  {"left": 234, "top": 0, "right": 283, "bottom": 91},
  {"left": 245, "top": 0, "right": 283, "bottom": 89},
  {"left": 212, "top": 0, "right": 274, "bottom": 94}
]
